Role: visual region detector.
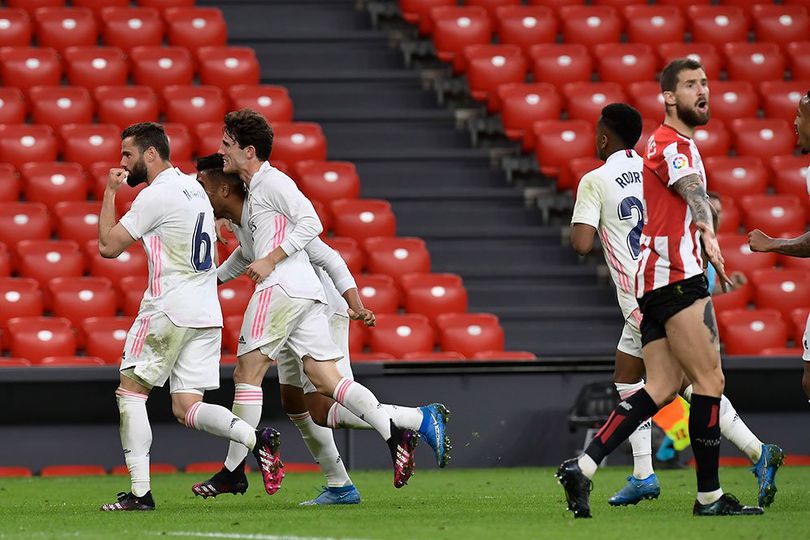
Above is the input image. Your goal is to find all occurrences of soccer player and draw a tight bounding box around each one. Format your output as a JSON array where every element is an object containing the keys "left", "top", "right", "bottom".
[
  {"left": 215, "top": 109, "right": 424, "bottom": 489},
  {"left": 748, "top": 90, "right": 810, "bottom": 400},
  {"left": 191, "top": 154, "right": 450, "bottom": 504},
  {"left": 558, "top": 59, "right": 765, "bottom": 518},
  {"left": 570, "top": 104, "right": 783, "bottom": 509},
  {"left": 97, "top": 123, "right": 281, "bottom": 511}
]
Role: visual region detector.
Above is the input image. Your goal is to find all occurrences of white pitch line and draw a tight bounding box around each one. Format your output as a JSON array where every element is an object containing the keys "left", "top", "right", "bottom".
[{"left": 157, "top": 532, "right": 372, "bottom": 540}]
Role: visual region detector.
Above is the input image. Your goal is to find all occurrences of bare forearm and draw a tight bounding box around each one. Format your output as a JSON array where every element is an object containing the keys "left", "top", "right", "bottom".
[
  {"left": 98, "top": 188, "right": 118, "bottom": 256},
  {"left": 765, "top": 233, "right": 810, "bottom": 257},
  {"left": 342, "top": 288, "right": 364, "bottom": 312},
  {"left": 264, "top": 246, "right": 288, "bottom": 265}
]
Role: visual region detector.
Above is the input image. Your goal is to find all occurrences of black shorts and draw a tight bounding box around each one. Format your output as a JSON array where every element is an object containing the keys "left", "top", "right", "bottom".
[{"left": 637, "top": 274, "right": 710, "bottom": 346}]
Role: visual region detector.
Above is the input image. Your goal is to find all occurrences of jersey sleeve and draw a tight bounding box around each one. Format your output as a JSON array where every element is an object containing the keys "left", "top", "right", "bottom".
[
  {"left": 217, "top": 245, "right": 250, "bottom": 283},
  {"left": 305, "top": 237, "right": 357, "bottom": 294},
  {"left": 262, "top": 176, "right": 323, "bottom": 257},
  {"left": 661, "top": 139, "right": 699, "bottom": 187},
  {"left": 570, "top": 172, "right": 603, "bottom": 229},
  {"left": 118, "top": 186, "right": 165, "bottom": 240}
]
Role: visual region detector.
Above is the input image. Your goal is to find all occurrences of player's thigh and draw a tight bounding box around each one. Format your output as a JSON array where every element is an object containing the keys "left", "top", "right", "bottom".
[
  {"left": 641, "top": 338, "right": 683, "bottom": 406},
  {"left": 121, "top": 312, "right": 186, "bottom": 389},
  {"left": 615, "top": 320, "right": 645, "bottom": 383},
  {"left": 237, "top": 286, "right": 309, "bottom": 360},
  {"left": 664, "top": 297, "right": 724, "bottom": 393},
  {"left": 170, "top": 327, "right": 221, "bottom": 394}
]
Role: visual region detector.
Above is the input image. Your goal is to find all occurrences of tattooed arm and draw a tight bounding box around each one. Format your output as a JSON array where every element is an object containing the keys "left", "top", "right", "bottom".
[{"left": 748, "top": 229, "right": 810, "bottom": 258}]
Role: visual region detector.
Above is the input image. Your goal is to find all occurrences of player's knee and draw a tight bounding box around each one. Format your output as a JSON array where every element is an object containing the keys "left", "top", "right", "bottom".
[
  {"left": 802, "top": 370, "right": 810, "bottom": 399},
  {"left": 309, "top": 407, "right": 328, "bottom": 427}
]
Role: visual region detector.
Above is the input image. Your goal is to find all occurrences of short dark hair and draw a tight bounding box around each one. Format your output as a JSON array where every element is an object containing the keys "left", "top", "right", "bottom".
[
  {"left": 121, "top": 122, "right": 170, "bottom": 160},
  {"left": 196, "top": 153, "right": 246, "bottom": 198},
  {"left": 223, "top": 108, "right": 273, "bottom": 161},
  {"left": 599, "top": 103, "right": 643, "bottom": 148},
  {"left": 660, "top": 58, "right": 705, "bottom": 94}
]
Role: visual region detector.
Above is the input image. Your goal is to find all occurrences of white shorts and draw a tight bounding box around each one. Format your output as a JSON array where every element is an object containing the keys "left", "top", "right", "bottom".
[
  {"left": 802, "top": 313, "right": 810, "bottom": 362},
  {"left": 616, "top": 311, "right": 643, "bottom": 358},
  {"left": 277, "top": 314, "right": 354, "bottom": 394},
  {"left": 237, "top": 285, "right": 343, "bottom": 364},
  {"left": 121, "top": 311, "right": 221, "bottom": 392}
]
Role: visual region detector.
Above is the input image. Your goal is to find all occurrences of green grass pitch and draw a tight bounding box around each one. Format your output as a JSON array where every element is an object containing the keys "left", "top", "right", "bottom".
[{"left": 0, "top": 466, "right": 807, "bottom": 540}]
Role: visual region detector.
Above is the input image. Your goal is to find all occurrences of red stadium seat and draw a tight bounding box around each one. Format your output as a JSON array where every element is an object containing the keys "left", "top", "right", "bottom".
[
  {"left": 399, "top": 0, "right": 455, "bottom": 34},
  {"left": 464, "top": 44, "right": 527, "bottom": 111},
  {"left": 163, "top": 86, "right": 227, "bottom": 130},
  {"left": 570, "top": 156, "right": 603, "bottom": 196},
  {"left": 0, "top": 164, "right": 20, "bottom": 204},
  {"left": 759, "top": 347, "right": 802, "bottom": 357},
  {"left": 0, "top": 47, "right": 61, "bottom": 91},
  {"left": 120, "top": 275, "right": 147, "bottom": 316},
  {"left": 163, "top": 124, "right": 193, "bottom": 162},
  {"left": 687, "top": 6, "right": 747, "bottom": 49},
  {"left": 0, "top": 124, "right": 58, "bottom": 170},
  {"left": 312, "top": 199, "right": 332, "bottom": 236},
  {"left": 218, "top": 277, "right": 253, "bottom": 319},
  {"left": 228, "top": 85, "right": 294, "bottom": 123},
  {"left": 0, "top": 87, "right": 27, "bottom": 125},
  {"left": 0, "top": 277, "right": 42, "bottom": 330},
  {"left": 718, "top": 233, "right": 779, "bottom": 276},
  {"left": 656, "top": 42, "right": 722, "bottom": 80},
  {"left": 197, "top": 46, "right": 261, "bottom": 91},
  {"left": 364, "top": 237, "right": 431, "bottom": 284},
  {"left": 715, "top": 195, "right": 741, "bottom": 234},
  {"left": 349, "top": 318, "right": 366, "bottom": 353},
  {"left": 731, "top": 118, "right": 795, "bottom": 162},
  {"left": 467, "top": 0, "right": 520, "bottom": 18},
  {"left": 29, "top": 86, "right": 94, "bottom": 130},
  {"left": 691, "top": 120, "right": 731, "bottom": 159},
  {"left": 472, "top": 350, "right": 537, "bottom": 360},
  {"left": 18, "top": 240, "right": 84, "bottom": 286},
  {"left": 100, "top": 7, "right": 163, "bottom": 52},
  {"left": 562, "top": 82, "right": 627, "bottom": 124},
  {"left": 368, "top": 313, "right": 435, "bottom": 358},
  {"left": 0, "top": 243, "right": 9, "bottom": 277},
  {"left": 498, "top": 83, "right": 562, "bottom": 142},
  {"left": 73, "top": 0, "right": 129, "bottom": 19},
  {"left": 49, "top": 276, "right": 116, "bottom": 330},
  {"left": 791, "top": 307, "right": 810, "bottom": 345},
  {"left": 40, "top": 464, "right": 106, "bottom": 475},
  {"left": 164, "top": 7, "right": 227, "bottom": 52},
  {"left": 658, "top": 0, "right": 711, "bottom": 14},
  {"left": 494, "top": 5, "right": 556, "bottom": 57},
  {"left": 324, "top": 237, "right": 365, "bottom": 275},
  {"left": 719, "top": 309, "right": 788, "bottom": 355},
  {"left": 529, "top": 43, "right": 592, "bottom": 89},
  {"left": 593, "top": 43, "right": 657, "bottom": 87},
  {"left": 770, "top": 155, "right": 810, "bottom": 214},
  {"left": 400, "top": 351, "right": 466, "bottom": 361},
  {"left": 624, "top": 5, "right": 685, "bottom": 46},
  {"left": 222, "top": 314, "right": 241, "bottom": 354},
  {"left": 0, "top": 202, "right": 50, "bottom": 249},
  {"left": 751, "top": 269, "right": 810, "bottom": 329},
  {"left": 532, "top": 120, "right": 595, "bottom": 188},
  {"left": 54, "top": 201, "right": 101, "bottom": 245},
  {"left": 781, "top": 253, "right": 810, "bottom": 272},
  {"left": 34, "top": 7, "right": 97, "bottom": 52},
  {"left": 706, "top": 81, "right": 758, "bottom": 124},
  {"left": 63, "top": 46, "right": 128, "bottom": 89},
  {"left": 20, "top": 162, "right": 88, "bottom": 211},
  {"left": 137, "top": 0, "right": 195, "bottom": 10},
  {"left": 60, "top": 124, "right": 120, "bottom": 170},
  {"left": 356, "top": 274, "right": 400, "bottom": 314},
  {"left": 6, "top": 317, "right": 76, "bottom": 362},
  {"left": 94, "top": 86, "right": 160, "bottom": 129},
  {"left": 352, "top": 352, "right": 398, "bottom": 362},
  {"left": 724, "top": 42, "right": 786, "bottom": 85},
  {"left": 740, "top": 194, "right": 806, "bottom": 237},
  {"left": 703, "top": 156, "right": 768, "bottom": 203},
  {"left": 436, "top": 313, "right": 505, "bottom": 358},
  {"left": 711, "top": 280, "right": 750, "bottom": 314},
  {"left": 129, "top": 46, "right": 194, "bottom": 95},
  {"left": 627, "top": 82, "right": 664, "bottom": 121},
  {"left": 87, "top": 242, "right": 148, "bottom": 287},
  {"left": 270, "top": 122, "right": 327, "bottom": 167},
  {"left": 788, "top": 42, "right": 810, "bottom": 80},
  {"left": 754, "top": 5, "right": 810, "bottom": 53},
  {"left": 430, "top": 6, "right": 491, "bottom": 73},
  {"left": 293, "top": 161, "right": 360, "bottom": 204},
  {"left": 759, "top": 80, "right": 809, "bottom": 123},
  {"left": 194, "top": 122, "right": 224, "bottom": 157},
  {"left": 6, "top": 0, "right": 63, "bottom": 15},
  {"left": 331, "top": 199, "right": 396, "bottom": 242},
  {"left": 401, "top": 273, "right": 468, "bottom": 324},
  {"left": 0, "top": 8, "right": 32, "bottom": 47},
  {"left": 559, "top": 5, "right": 621, "bottom": 52}
]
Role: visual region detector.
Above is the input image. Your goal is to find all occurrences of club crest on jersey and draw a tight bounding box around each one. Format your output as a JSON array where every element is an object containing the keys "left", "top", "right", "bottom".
[{"left": 671, "top": 154, "right": 688, "bottom": 170}]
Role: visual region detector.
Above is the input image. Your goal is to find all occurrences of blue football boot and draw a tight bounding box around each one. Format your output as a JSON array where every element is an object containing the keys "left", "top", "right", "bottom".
[
  {"left": 418, "top": 403, "right": 451, "bottom": 468},
  {"left": 299, "top": 485, "right": 361, "bottom": 506},
  {"left": 608, "top": 474, "right": 661, "bottom": 506},
  {"left": 752, "top": 443, "right": 784, "bottom": 507}
]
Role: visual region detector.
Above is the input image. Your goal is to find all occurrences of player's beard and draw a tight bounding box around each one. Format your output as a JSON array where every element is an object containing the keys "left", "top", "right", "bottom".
[
  {"left": 126, "top": 158, "right": 148, "bottom": 187},
  {"left": 675, "top": 99, "right": 710, "bottom": 128}
]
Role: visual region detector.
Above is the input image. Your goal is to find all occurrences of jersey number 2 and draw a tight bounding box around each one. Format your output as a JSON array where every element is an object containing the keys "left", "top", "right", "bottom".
[
  {"left": 618, "top": 196, "right": 644, "bottom": 260},
  {"left": 192, "top": 212, "right": 213, "bottom": 272}
]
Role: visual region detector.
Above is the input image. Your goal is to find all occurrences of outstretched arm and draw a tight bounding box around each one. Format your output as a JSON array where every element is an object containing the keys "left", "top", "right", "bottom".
[{"left": 749, "top": 229, "right": 810, "bottom": 258}]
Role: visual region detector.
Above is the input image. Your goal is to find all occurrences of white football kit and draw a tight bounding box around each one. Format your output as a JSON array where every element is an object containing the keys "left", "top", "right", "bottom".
[
  {"left": 118, "top": 167, "right": 223, "bottom": 392},
  {"left": 571, "top": 149, "right": 645, "bottom": 357}
]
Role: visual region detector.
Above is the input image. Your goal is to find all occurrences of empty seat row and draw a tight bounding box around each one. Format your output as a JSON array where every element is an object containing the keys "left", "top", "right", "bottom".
[{"left": 719, "top": 307, "right": 810, "bottom": 355}]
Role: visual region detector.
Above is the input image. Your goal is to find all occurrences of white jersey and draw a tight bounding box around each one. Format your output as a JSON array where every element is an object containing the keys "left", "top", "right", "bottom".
[
  {"left": 119, "top": 167, "right": 222, "bottom": 328},
  {"left": 571, "top": 149, "right": 644, "bottom": 322},
  {"left": 218, "top": 199, "right": 356, "bottom": 319},
  {"left": 246, "top": 161, "right": 326, "bottom": 302}
]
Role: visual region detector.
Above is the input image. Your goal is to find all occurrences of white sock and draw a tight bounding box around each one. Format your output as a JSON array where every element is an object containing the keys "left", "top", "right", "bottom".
[
  {"left": 116, "top": 387, "right": 152, "bottom": 497},
  {"left": 224, "top": 383, "right": 263, "bottom": 472},
  {"left": 616, "top": 381, "right": 654, "bottom": 479},
  {"left": 326, "top": 402, "right": 423, "bottom": 431},
  {"left": 577, "top": 454, "right": 598, "bottom": 479},
  {"left": 332, "top": 378, "right": 392, "bottom": 440},
  {"left": 289, "top": 411, "right": 351, "bottom": 488},
  {"left": 697, "top": 488, "right": 724, "bottom": 505},
  {"left": 683, "top": 385, "right": 763, "bottom": 463},
  {"left": 184, "top": 401, "right": 256, "bottom": 450}
]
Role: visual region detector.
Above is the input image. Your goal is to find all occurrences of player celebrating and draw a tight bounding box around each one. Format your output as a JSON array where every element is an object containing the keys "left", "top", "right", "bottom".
[
  {"left": 216, "top": 109, "right": 423, "bottom": 489},
  {"left": 97, "top": 123, "right": 281, "bottom": 511},
  {"left": 191, "top": 154, "right": 450, "bottom": 504},
  {"left": 748, "top": 90, "right": 810, "bottom": 400},
  {"left": 571, "top": 104, "right": 783, "bottom": 508},
  {"left": 557, "top": 59, "right": 764, "bottom": 518}
]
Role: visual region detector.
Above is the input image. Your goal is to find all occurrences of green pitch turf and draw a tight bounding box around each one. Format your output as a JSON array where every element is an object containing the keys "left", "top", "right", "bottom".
[{"left": 0, "top": 466, "right": 807, "bottom": 540}]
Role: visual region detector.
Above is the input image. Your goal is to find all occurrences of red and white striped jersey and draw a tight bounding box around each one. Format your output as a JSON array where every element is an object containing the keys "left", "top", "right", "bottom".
[{"left": 635, "top": 124, "right": 707, "bottom": 297}]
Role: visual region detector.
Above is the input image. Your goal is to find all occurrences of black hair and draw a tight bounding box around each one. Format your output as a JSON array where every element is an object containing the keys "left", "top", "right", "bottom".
[
  {"left": 599, "top": 103, "right": 643, "bottom": 148},
  {"left": 223, "top": 108, "right": 273, "bottom": 161},
  {"left": 196, "top": 153, "right": 246, "bottom": 198},
  {"left": 121, "top": 122, "right": 170, "bottom": 160},
  {"left": 660, "top": 58, "right": 705, "bottom": 94}
]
